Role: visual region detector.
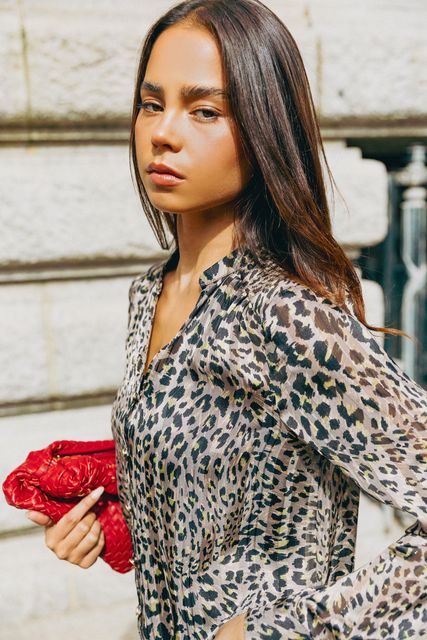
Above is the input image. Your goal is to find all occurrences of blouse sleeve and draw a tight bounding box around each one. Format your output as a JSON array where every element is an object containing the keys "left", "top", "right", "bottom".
[
  {"left": 111, "top": 275, "right": 143, "bottom": 533},
  {"left": 258, "top": 282, "right": 427, "bottom": 638}
]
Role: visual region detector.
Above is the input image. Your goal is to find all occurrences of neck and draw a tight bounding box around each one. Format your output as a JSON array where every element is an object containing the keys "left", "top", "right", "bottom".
[{"left": 171, "top": 211, "right": 237, "bottom": 290}]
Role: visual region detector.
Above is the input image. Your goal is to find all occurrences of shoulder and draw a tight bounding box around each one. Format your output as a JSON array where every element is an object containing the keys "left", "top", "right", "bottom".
[
  {"left": 262, "top": 278, "right": 352, "bottom": 338},
  {"left": 244, "top": 270, "right": 352, "bottom": 333},
  {"left": 243, "top": 272, "right": 382, "bottom": 360}
]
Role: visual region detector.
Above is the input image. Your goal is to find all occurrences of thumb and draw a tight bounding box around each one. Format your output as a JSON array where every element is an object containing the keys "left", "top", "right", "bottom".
[{"left": 26, "top": 511, "right": 54, "bottom": 526}]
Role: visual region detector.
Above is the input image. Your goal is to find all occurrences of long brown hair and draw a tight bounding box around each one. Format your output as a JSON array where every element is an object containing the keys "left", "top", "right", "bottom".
[{"left": 129, "top": 0, "right": 409, "bottom": 340}]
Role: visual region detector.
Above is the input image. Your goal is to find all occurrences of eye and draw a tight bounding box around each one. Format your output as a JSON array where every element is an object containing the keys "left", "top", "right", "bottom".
[
  {"left": 193, "top": 108, "right": 219, "bottom": 122},
  {"left": 137, "top": 101, "right": 160, "bottom": 113},
  {"left": 137, "top": 101, "right": 220, "bottom": 123}
]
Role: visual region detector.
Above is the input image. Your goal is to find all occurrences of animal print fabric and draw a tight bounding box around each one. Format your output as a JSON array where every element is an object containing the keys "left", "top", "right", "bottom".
[{"left": 110, "top": 245, "right": 427, "bottom": 640}]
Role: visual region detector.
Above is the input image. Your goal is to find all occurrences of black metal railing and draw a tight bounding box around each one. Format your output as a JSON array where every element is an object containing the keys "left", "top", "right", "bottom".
[{"left": 356, "top": 143, "right": 427, "bottom": 388}]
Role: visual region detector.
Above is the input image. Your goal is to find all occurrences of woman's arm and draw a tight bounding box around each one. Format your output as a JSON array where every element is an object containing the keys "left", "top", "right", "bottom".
[
  {"left": 111, "top": 275, "right": 145, "bottom": 532},
  {"left": 255, "top": 282, "right": 427, "bottom": 638}
]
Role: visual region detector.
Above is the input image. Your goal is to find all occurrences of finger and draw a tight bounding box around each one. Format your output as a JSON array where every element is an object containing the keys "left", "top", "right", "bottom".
[
  {"left": 26, "top": 511, "right": 54, "bottom": 526},
  {"left": 46, "top": 511, "right": 97, "bottom": 553},
  {"left": 53, "top": 515, "right": 100, "bottom": 561},
  {"left": 56, "top": 512, "right": 98, "bottom": 554},
  {"left": 67, "top": 518, "right": 102, "bottom": 564},
  {"left": 55, "top": 486, "right": 104, "bottom": 538},
  {"left": 78, "top": 530, "right": 106, "bottom": 569}
]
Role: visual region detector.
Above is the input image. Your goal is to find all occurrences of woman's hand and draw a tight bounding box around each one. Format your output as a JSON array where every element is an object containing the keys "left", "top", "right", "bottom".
[
  {"left": 25, "top": 485, "right": 106, "bottom": 569},
  {"left": 214, "top": 612, "right": 246, "bottom": 639}
]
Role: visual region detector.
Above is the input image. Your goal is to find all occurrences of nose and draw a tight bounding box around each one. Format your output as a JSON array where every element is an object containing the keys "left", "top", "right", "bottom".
[{"left": 150, "top": 109, "right": 181, "bottom": 148}]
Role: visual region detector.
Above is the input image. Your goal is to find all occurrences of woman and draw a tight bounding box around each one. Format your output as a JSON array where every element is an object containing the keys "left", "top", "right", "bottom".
[{"left": 27, "top": 1, "right": 426, "bottom": 638}]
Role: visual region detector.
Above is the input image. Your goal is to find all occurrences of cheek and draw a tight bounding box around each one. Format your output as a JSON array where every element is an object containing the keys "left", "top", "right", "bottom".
[
  {"left": 195, "top": 130, "right": 250, "bottom": 187},
  {"left": 134, "top": 117, "right": 148, "bottom": 171}
]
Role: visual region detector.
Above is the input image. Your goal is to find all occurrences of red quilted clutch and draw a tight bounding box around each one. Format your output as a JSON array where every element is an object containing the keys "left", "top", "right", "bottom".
[{"left": 1, "top": 439, "right": 134, "bottom": 574}]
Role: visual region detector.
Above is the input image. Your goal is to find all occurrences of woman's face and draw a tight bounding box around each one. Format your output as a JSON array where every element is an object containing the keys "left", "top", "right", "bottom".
[{"left": 135, "top": 24, "right": 253, "bottom": 218}]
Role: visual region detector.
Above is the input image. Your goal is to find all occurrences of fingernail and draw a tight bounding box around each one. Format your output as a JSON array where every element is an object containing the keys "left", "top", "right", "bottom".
[
  {"left": 91, "top": 486, "right": 104, "bottom": 499},
  {"left": 26, "top": 511, "right": 34, "bottom": 520}
]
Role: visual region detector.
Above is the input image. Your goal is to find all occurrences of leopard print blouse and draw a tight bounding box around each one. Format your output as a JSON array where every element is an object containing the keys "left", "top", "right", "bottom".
[{"left": 110, "top": 245, "right": 427, "bottom": 639}]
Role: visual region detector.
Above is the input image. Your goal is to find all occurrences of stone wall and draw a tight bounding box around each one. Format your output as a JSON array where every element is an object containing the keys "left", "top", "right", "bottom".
[{"left": 1, "top": 1, "right": 424, "bottom": 637}]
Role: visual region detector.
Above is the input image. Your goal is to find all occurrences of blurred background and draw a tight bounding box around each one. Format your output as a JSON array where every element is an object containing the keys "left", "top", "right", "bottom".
[{"left": 0, "top": 1, "right": 426, "bottom": 638}]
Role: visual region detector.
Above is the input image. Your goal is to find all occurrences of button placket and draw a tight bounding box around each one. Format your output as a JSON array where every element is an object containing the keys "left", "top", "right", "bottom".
[
  {"left": 127, "top": 377, "right": 141, "bottom": 413},
  {"left": 123, "top": 411, "right": 135, "bottom": 457},
  {"left": 123, "top": 498, "right": 135, "bottom": 527}
]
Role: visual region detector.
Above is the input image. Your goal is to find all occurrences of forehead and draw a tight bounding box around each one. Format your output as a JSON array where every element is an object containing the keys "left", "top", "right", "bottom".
[{"left": 144, "top": 25, "right": 225, "bottom": 89}]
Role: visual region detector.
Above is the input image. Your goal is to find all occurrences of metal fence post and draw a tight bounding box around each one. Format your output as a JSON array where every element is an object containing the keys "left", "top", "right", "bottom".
[{"left": 393, "top": 144, "right": 427, "bottom": 381}]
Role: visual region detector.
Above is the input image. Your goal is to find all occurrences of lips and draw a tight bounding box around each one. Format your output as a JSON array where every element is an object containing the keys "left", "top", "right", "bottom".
[{"left": 147, "top": 163, "right": 184, "bottom": 179}]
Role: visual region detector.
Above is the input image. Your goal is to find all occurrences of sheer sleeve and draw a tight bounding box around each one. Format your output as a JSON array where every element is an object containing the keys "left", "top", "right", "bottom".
[
  {"left": 111, "top": 275, "right": 143, "bottom": 533},
  {"left": 256, "top": 282, "right": 427, "bottom": 638}
]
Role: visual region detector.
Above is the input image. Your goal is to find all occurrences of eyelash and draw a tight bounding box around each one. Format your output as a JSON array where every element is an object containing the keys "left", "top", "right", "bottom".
[{"left": 136, "top": 100, "right": 220, "bottom": 123}]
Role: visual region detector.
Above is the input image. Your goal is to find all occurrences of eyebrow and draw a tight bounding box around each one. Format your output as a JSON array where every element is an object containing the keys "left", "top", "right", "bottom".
[{"left": 140, "top": 81, "right": 229, "bottom": 100}]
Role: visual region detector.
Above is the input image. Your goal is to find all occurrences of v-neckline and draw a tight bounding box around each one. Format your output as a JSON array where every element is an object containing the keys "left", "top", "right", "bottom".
[
  {"left": 140, "top": 268, "right": 203, "bottom": 381},
  {"left": 136, "top": 244, "right": 255, "bottom": 383}
]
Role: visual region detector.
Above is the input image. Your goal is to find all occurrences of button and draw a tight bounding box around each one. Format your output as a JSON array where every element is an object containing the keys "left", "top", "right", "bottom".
[
  {"left": 124, "top": 501, "right": 131, "bottom": 512},
  {"left": 121, "top": 446, "right": 128, "bottom": 456},
  {"left": 135, "top": 604, "right": 142, "bottom": 616},
  {"left": 130, "top": 391, "right": 139, "bottom": 406}
]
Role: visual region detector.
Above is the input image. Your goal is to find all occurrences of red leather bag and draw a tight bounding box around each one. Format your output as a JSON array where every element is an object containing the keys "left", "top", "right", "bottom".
[{"left": 2, "top": 439, "right": 134, "bottom": 574}]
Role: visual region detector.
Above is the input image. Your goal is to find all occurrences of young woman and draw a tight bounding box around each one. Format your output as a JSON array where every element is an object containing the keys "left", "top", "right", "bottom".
[{"left": 27, "top": 1, "right": 426, "bottom": 639}]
